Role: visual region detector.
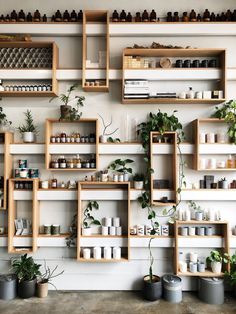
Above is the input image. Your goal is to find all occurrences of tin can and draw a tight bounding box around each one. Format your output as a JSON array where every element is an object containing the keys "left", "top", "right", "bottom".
[
  {"left": 29, "top": 168, "right": 39, "bottom": 178},
  {"left": 18, "top": 159, "right": 27, "bottom": 169},
  {"left": 14, "top": 168, "right": 21, "bottom": 178}
]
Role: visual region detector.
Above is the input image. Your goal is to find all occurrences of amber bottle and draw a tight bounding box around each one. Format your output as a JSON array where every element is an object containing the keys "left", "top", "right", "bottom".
[
  {"left": 221, "top": 12, "right": 226, "bottom": 21},
  {"left": 135, "top": 12, "right": 141, "bottom": 22},
  {"left": 70, "top": 10, "right": 77, "bottom": 22},
  {"left": 26, "top": 12, "right": 33, "bottom": 22},
  {"left": 0, "top": 15, "right": 4, "bottom": 22},
  {"left": 190, "top": 9, "right": 197, "bottom": 22},
  {"left": 203, "top": 9, "right": 210, "bottom": 22},
  {"left": 63, "top": 10, "right": 70, "bottom": 22},
  {"left": 232, "top": 10, "right": 236, "bottom": 22},
  {"left": 120, "top": 10, "right": 126, "bottom": 22},
  {"left": 142, "top": 10, "right": 149, "bottom": 22},
  {"left": 127, "top": 12, "right": 132, "bottom": 22},
  {"left": 34, "top": 10, "right": 41, "bottom": 22},
  {"left": 150, "top": 9, "right": 157, "bottom": 22},
  {"left": 196, "top": 14, "right": 202, "bottom": 22},
  {"left": 226, "top": 10, "right": 232, "bottom": 21},
  {"left": 78, "top": 10, "right": 83, "bottom": 22},
  {"left": 10, "top": 10, "right": 17, "bottom": 22},
  {"left": 182, "top": 12, "right": 189, "bottom": 22},
  {"left": 173, "top": 12, "right": 179, "bottom": 22},
  {"left": 5, "top": 14, "right": 10, "bottom": 22},
  {"left": 112, "top": 10, "right": 119, "bottom": 22},
  {"left": 166, "top": 12, "right": 173, "bottom": 22},
  {"left": 55, "top": 10, "right": 62, "bottom": 22},
  {"left": 51, "top": 15, "right": 55, "bottom": 22},
  {"left": 210, "top": 13, "right": 216, "bottom": 22},
  {"left": 42, "top": 14, "right": 47, "bottom": 22},
  {"left": 18, "top": 10, "right": 25, "bottom": 22},
  {"left": 216, "top": 14, "right": 221, "bottom": 21}
]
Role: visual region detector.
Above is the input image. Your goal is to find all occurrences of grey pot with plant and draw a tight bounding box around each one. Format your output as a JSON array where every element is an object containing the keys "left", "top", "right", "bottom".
[
  {"left": 50, "top": 84, "right": 85, "bottom": 121},
  {"left": 108, "top": 158, "right": 134, "bottom": 182},
  {"left": 12, "top": 254, "right": 41, "bottom": 298},
  {"left": 133, "top": 173, "right": 144, "bottom": 190},
  {"left": 37, "top": 261, "right": 64, "bottom": 298},
  {"left": 82, "top": 201, "right": 101, "bottom": 236},
  {"left": 17, "top": 109, "right": 38, "bottom": 143}
]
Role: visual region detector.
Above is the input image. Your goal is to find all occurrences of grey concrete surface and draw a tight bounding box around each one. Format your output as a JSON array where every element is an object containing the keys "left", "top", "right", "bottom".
[{"left": 0, "top": 291, "right": 236, "bottom": 314}]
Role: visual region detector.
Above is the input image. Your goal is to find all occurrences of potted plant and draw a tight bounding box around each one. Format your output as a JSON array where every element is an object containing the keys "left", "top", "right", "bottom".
[
  {"left": 50, "top": 84, "right": 85, "bottom": 121},
  {"left": 12, "top": 254, "right": 41, "bottom": 298},
  {"left": 225, "top": 252, "right": 236, "bottom": 297},
  {"left": 0, "top": 106, "right": 12, "bottom": 131},
  {"left": 37, "top": 262, "right": 64, "bottom": 298},
  {"left": 143, "top": 238, "right": 162, "bottom": 301},
  {"left": 206, "top": 250, "right": 229, "bottom": 274},
  {"left": 98, "top": 114, "right": 119, "bottom": 143},
  {"left": 133, "top": 173, "right": 144, "bottom": 189},
  {"left": 17, "top": 110, "right": 38, "bottom": 143},
  {"left": 82, "top": 201, "right": 101, "bottom": 236},
  {"left": 218, "top": 177, "right": 228, "bottom": 189},
  {"left": 108, "top": 158, "right": 134, "bottom": 181}
]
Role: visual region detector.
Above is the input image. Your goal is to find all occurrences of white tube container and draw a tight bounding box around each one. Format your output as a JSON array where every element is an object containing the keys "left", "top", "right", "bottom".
[
  {"left": 199, "top": 133, "right": 206, "bottom": 144},
  {"left": 189, "top": 227, "right": 196, "bottom": 236},
  {"left": 93, "top": 247, "right": 102, "bottom": 259},
  {"left": 113, "top": 217, "right": 120, "bottom": 227},
  {"left": 190, "top": 252, "right": 198, "bottom": 263},
  {"left": 83, "top": 248, "right": 91, "bottom": 259},
  {"left": 104, "top": 246, "right": 112, "bottom": 259},
  {"left": 102, "top": 226, "right": 109, "bottom": 236},
  {"left": 207, "top": 133, "right": 215, "bottom": 144},
  {"left": 137, "top": 225, "right": 145, "bottom": 236},
  {"left": 184, "top": 209, "right": 191, "bottom": 221},
  {"left": 179, "top": 261, "right": 187, "bottom": 273},
  {"left": 113, "top": 247, "right": 121, "bottom": 259},
  {"left": 104, "top": 217, "right": 112, "bottom": 227},
  {"left": 109, "top": 226, "right": 116, "bottom": 236},
  {"left": 116, "top": 226, "right": 122, "bottom": 236}
]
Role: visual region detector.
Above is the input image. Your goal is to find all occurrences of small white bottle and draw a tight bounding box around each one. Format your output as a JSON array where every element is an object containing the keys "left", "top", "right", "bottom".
[{"left": 186, "top": 87, "right": 195, "bottom": 99}]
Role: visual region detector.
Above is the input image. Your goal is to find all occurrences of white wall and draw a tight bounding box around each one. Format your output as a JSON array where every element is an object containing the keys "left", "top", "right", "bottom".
[{"left": 0, "top": 0, "right": 236, "bottom": 291}]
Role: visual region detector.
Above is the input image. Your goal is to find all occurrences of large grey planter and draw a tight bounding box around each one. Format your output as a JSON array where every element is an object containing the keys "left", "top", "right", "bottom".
[
  {"left": 143, "top": 275, "right": 162, "bottom": 301},
  {"left": 163, "top": 274, "right": 182, "bottom": 303},
  {"left": 0, "top": 274, "right": 17, "bottom": 300},
  {"left": 18, "top": 277, "right": 36, "bottom": 299},
  {"left": 198, "top": 277, "right": 224, "bottom": 304}
]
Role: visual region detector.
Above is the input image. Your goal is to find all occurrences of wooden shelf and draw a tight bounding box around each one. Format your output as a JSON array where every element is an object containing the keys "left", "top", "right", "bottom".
[
  {"left": 39, "top": 233, "right": 69, "bottom": 238},
  {"left": 122, "top": 98, "right": 225, "bottom": 105},
  {"left": 47, "top": 168, "right": 97, "bottom": 171},
  {"left": 81, "top": 235, "right": 127, "bottom": 238},
  {"left": 177, "top": 270, "right": 224, "bottom": 277},
  {"left": 0, "top": 91, "right": 56, "bottom": 97},
  {"left": 78, "top": 257, "right": 128, "bottom": 263},
  {"left": 176, "top": 220, "right": 228, "bottom": 225}
]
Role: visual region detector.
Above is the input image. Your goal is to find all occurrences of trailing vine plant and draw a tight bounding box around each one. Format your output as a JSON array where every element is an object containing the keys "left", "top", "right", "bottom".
[{"left": 137, "top": 110, "right": 186, "bottom": 282}]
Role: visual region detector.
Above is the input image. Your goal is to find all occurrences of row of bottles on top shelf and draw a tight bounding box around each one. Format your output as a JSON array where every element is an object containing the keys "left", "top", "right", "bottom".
[
  {"left": 50, "top": 132, "right": 96, "bottom": 143},
  {"left": 50, "top": 155, "right": 96, "bottom": 169}
]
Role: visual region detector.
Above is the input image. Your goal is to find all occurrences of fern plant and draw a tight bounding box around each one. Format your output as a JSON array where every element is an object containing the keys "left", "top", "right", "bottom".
[{"left": 17, "top": 110, "right": 38, "bottom": 134}]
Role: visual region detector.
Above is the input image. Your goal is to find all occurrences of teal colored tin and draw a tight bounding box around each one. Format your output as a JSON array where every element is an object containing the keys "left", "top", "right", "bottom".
[{"left": 29, "top": 168, "right": 39, "bottom": 178}]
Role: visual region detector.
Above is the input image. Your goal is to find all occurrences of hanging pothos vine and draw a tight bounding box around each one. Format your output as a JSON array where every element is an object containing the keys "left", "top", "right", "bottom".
[{"left": 137, "top": 110, "right": 186, "bottom": 281}]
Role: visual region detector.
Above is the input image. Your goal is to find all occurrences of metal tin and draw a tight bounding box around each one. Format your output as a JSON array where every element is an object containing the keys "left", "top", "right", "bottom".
[
  {"left": 18, "top": 159, "right": 27, "bottom": 169},
  {"left": 0, "top": 274, "right": 17, "bottom": 300},
  {"left": 163, "top": 274, "right": 182, "bottom": 303},
  {"left": 14, "top": 168, "right": 21, "bottom": 178},
  {"left": 29, "top": 168, "right": 39, "bottom": 178}
]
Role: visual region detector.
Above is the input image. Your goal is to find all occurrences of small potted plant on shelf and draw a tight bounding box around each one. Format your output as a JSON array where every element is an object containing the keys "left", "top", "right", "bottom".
[
  {"left": 12, "top": 254, "right": 41, "bottom": 298},
  {"left": 37, "top": 261, "right": 64, "bottom": 298},
  {"left": 82, "top": 201, "right": 101, "bottom": 236},
  {"left": 133, "top": 173, "right": 144, "bottom": 189},
  {"left": 224, "top": 251, "right": 236, "bottom": 297},
  {"left": 143, "top": 238, "right": 162, "bottom": 301},
  {"left": 218, "top": 177, "right": 228, "bottom": 189},
  {"left": 0, "top": 105, "right": 12, "bottom": 131},
  {"left": 206, "top": 250, "right": 229, "bottom": 274},
  {"left": 108, "top": 158, "right": 134, "bottom": 182},
  {"left": 50, "top": 84, "right": 85, "bottom": 121},
  {"left": 98, "top": 114, "right": 119, "bottom": 143},
  {"left": 17, "top": 109, "right": 38, "bottom": 143}
]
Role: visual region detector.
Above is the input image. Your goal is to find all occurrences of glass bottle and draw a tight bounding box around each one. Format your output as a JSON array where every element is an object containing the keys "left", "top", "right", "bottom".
[
  {"left": 26, "top": 12, "right": 33, "bottom": 22},
  {"left": 166, "top": 12, "right": 173, "bottom": 22},
  {"left": 173, "top": 12, "right": 179, "bottom": 22},
  {"left": 120, "top": 10, "right": 126, "bottom": 22},
  {"left": 59, "top": 156, "right": 66, "bottom": 168},
  {"left": 190, "top": 10, "right": 197, "bottom": 22},
  {"left": 112, "top": 10, "right": 119, "bottom": 22},
  {"left": 203, "top": 9, "right": 210, "bottom": 22},
  {"left": 55, "top": 10, "right": 62, "bottom": 22},
  {"left": 76, "top": 154, "right": 81, "bottom": 168},
  {"left": 18, "top": 10, "right": 25, "bottom": 22},
  {"left": 70, "top": 10, "right": 77, "bottom": 22},
  {"left": 150, "top": 9, "right": 157, "bottom": 22},
  {"left": 135, "top": 12, "right": 141, "bottom": 22},
  {"left": 33, "top": 10, "right": 41, "bottom": 22},
  {"left": 42, "top": 14, "right": 47, "bottom": 22},
  {"left": 51, "top": 178, "right": 57, "bottom": 188},
  {"left": 78, "top": 10, "right": 83, "bottom": 22},
  {"left": 227, "top": 155, "right": 234, "bottom": 168},
  {"left": 127, "top": 12, "right": 132, "bottom": 22},
  {"left": 142, "top": 10, "right": 149, "bottom": 22},
  {"left": 10, "top": 10, "right": 17, "bottom": 22},
  {"left": 61, "top": 132, "right": 66, "bottom": 143},
  {"left": 63, "top": 10, "right": 70, "bottom": 22},
  {"left": 186, "top": 87, "right": 195, "bottom": 99},
  {"left": 182, "top": 12, "right": 189, "bottom": 22}
]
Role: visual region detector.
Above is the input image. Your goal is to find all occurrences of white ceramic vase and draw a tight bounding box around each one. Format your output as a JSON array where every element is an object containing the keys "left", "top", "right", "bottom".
[
  {"left": 82, "top": 227, "right": 92, "bottom": 236},
  {"left": 99, "top": 135, "right": 107, "bottom": 143},
  {"left": 211, "top": 261, "right": 222, "bottom": 274},
  {"left": 134, "top": 181, "right": 144, "bottom": 189},
  {"left": 23, "top": 132, "right": 35, "bottom": 143}
]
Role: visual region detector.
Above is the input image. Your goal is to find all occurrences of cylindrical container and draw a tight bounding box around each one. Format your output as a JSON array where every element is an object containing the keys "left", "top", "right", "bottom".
[
  {"left": 113, "top": 217, "right": 120, "bottom": 227},
  {"left": 14, "top": 169, "right": 21, "bottom": 178},
  {"left": 130, "top": 227, "right": 137, "bottom": 235},
  {"left": 189, "top": 262, "right": 198, "bottom": 273},
  {"left": 198, "top": 262, "right": 206, "bottom": 272},
  {"left": 197, "top": 227, "right": 205, "bottom": 236},
  {"left": 198, "top": 278, "right": 224, "bottom": 305},
  {"left": 217, "top": 161, "right": 226, "bottom": 169},
  {"left": 179, "top": 261, "right": 187, "bottom": 273},
  {"left": 181, "top": 227, "right": 188, "bottom": 236},
  {"left": 29, "top": 168, "right": 39, "bottom": 178},
  {"left": 102, "top": 226, "right": 109, "bottom": 236},
  {"left": 43, "top": 225, "right": 51, "bottom": 235},
  {"left": 113, "top": 174, "right": 118, "bottom": 182},
  {"left": 178, "top": 209, "right": 184, "bottom": 221},
  {"left": 190, "top": 252, "right": 198, "bottom": 263},
  {"left": 109, "top": 226, "right": 116, "bottom": 236},
  {"left": 179, "top": 91, "right": 186, "bottom": 99},
  {"left": 207, "top": 158, "right": 216, "bottom": 169},
  {"left": 113, "top": 247, "right": 121, "bottom": 259},
  {"left": 93, "top": 247, "right": 102, "bottom": 259},
  {"left": 41, "top": 180, "right": 49, "bottom": 189},
  {"left": 116, "top": 226, "right": 122, "bottom": 236},
  {"left": 143, "top": 275, "right": 162, "bottom": 301},
  {"left": 199, "top": 133, "right": 206, "bottom": 144},
  {"left": 195, "top": 211, "right": 203, "bottom": 221},
  {"left": 163, "top": 275, "right": 182, "bottom": 303},
  {"left": 217, "top": 132, "right": 226, "bottom": 144},
  {"left": 83, "top": 248, "right": 91, "bottom": 259},
  {"left": 118, "top": 174, "right": 124, "bottom": 182},
  {"left": 104, "top": 217, "right": 112, "bottom": 227},
  {"left": 206, "top": 226, "right": 213, "bottom": 236},
  {"left": 18, "top": 159, "right": 27, "bottom": 169},
  {"left": 145, "top": 225, "right": 152, "bottom": 235},
  {"left": 189, "top": 226, "right": 196, "bottom": 236},
  {"left": 207, "top": 133, "right": 215, "bottom": 144},
  {"left": 208, "top": 209, "right": 215, "bottom": 221},
  {"left": 0, "top": 274, "right": 17, "bottom": 300},
  {"left": 51, "top": 224, "right": 60, "bottom": 235},
  {"left": 20, "top": 169, "right": 28, "bottom": 178},
  {"left": 137, "top": 225, "right": 145, "bottom": 236},
  {"left": 196, "top": 91, "right": 203, "bottom": 99},
  {"left": 104, "top": 246, "right": 112, "bottom": 259},
  {"left": 179, "top": 252, "right": 184, "bottom": 262},
  {"left": 101, "top": 173, "right": 108, "bottom": 182},
  {"left": 123, "top": 173, "right": 129, "bottom": 181},
  {"left": 184, "top": 209, "right": 191, "bottom": 221},
  {"left": 199, "top": 159, "right": 206, "bottom": 170}
]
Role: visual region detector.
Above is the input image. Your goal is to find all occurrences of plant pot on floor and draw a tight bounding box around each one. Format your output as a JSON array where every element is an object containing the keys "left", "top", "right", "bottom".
[
  {"left": 0, "top": 274, "right": 17, "bottom": 300},
  {"left": 60, "top": 105, "right": 71, "bottom": 120},
  {"left": 134, "top": 181, "right": 144, "bottom": 189},
  {"left": 143, "top": 275, "right": 162, "bottom": 301},
  {"left": 18, "top": 277, "right": 37, "bottom": 298},
  {"left": 211, "top": 261, "right": 222, "bottom": 274},
  {"left": 37, "top": 281, "right": 48, "bottom": 298},
  {"left": 23, "top": 132, "right": 35, "bottom": 143}
]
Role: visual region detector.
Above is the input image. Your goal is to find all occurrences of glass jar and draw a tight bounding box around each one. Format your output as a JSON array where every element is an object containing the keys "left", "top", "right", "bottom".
[
  {"left": 59, "top": 156, "right": 66, "bottom": 168},
  {"left": 61, "top": 133, "right": 66, "bottom": 143},
  {"left": 50, "top": 135, "right": 56, "bottom": 143},
  {"left": 67, "top": 159, "right": 74, "bottom": 169},
  {"left": 76, "top": 133, "right": 80, "bottom": 143},
  {"left": 56, "top": 135, "right": 61, "bottom": 143},
  {"left": 51, "top": 178, "right": 57, "bottom": 188},
  {"left": 85, "top": 160, "right": 90, "bottom": 168}
]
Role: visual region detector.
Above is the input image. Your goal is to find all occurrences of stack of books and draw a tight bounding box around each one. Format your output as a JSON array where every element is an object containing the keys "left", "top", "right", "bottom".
[{"left": 124, "top": 79, "right": 149, "bottom": 99}]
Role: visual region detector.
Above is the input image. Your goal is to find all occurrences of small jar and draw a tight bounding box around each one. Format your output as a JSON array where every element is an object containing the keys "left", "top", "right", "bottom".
[
  {"left": 67, "top": 159, "right": 74, "bottom": 169},
  {"left": 20, "top": 169, "right": 28, "bottom": 178},
  {"left": 53, "top": 159, "right": 59, "bottom": 169},
  {"left": 66, "top": 137, "right": 71, "bottom": 143},
  {"left": 85, "top": 136, "right": 89, "bottom": 143},
  {"left": 85, "top": 160, "right": 90, "bottom": 168},
  {"left": 60, "top": 181, "right": 66, "bottom": 188},
  {"left": 51, "top": 178, "right": 57, "bottom": 188},
  {"left": 76, "top": 134, "right": 81, "bottom": 143},
  {"left": 56, "top": 136, "right": 61, "bottom": 143},
  {"left": 51, "top": 224, "right": 60, "bottom": 235},
  {"left": 44, "top": 225, "right": 51, "bottom": 235},
  {"left": 61, "top": 133, "right": 66, "bottom": 143},
  {"left": 41, "top": 180, "right": 49, "bottom": 189},
  {"left": 76, "top": 157, "right": 82, "bottom": 169},
  {"left": 59, "top": 156, "right": 66, "bottom": 169},
  {"left": 81, "top": 136, "right": 85, "bottom": 143},
  {"left": 50, "top": 136, "right": 56, "bottom": 143}
]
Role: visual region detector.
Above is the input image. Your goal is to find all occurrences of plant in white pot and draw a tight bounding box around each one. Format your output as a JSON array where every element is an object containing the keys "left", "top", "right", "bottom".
[
  {"left": 82, "top": 200, "right": 101, "bottom": 236},
  {"left": 98, "top": 114, "right": 119, "bottom": 143},
  {"left": 206, "top": 250, "right": 229, "bottom": 274},
  {"left": 108, "top": 158, "right": 134, "bottom": 182},
  {"left": 133, "top": 173, "right": 144, "bottom": 189},
  {"left": 37, "top": 262, "right": 64, "bottom": 298},
  {"left": 17, "top": 110, "right": 38, "bottom": 143}
]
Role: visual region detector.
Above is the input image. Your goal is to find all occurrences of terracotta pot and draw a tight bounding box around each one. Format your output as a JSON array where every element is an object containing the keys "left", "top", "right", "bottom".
[
  {"left": 37, "top": 281, "right": 48, "bottom": 298},
  {"left": 60, "top": 105, "right": 71, "bottom": 120}
]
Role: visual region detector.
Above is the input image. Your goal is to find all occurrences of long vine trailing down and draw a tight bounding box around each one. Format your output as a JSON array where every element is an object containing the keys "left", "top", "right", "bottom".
[{"left": 137, "top": 110, "right": 186, "bottom": 282}]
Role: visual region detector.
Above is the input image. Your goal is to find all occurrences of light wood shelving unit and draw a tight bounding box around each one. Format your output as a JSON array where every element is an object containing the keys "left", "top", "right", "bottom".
[
  {"left": 122, "top": 48, "right": 226, "bottom": 104},
  {"left": 8, "top": 178, "right": 39, "bottom": 254},
  {"left": 45, "top": 118, "right": 98, "bottom": 171},
  {"left": 150, "top": 132, "right": 177, "bottom": 206},
  {"left": 174, "top": 220, "right": 230, "bottom": 277},
  {"left": 82, "top": 11, "right": 109, "bottom": 92},
  {"left": 77, "top": 181, "right": 130, "bottom": 262},
  {"left": 0, "top": 41, "right": 58, "bottom": 97}
]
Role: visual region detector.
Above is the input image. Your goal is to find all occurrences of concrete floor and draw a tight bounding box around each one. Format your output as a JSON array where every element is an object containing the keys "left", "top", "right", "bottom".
[{"left": 0, "top": 291, "right": 236, "bottom": 314}]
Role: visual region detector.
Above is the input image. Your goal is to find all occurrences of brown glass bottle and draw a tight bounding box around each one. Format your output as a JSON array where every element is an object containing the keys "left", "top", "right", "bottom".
[
  {"left": 173, "top": 12, "right": 179, "bottom": 22},
  {"left": 182, "top": 12, "right": 189, "bottom": 22},
  {"left": 127, "top": 12, "right": 132, "bottom": 22},
  {"left": 203, "top": 9, "right": 210, "bottom": 22},
  {"left": 190, "top": 9, "right": 197, "bottom": 22},
  {"left": 34, "top": 10, "right": 41, "bottom": 22},
  {"left": 197, "top": 14, "right": 202, "bottom": 22},
  {"left": 120, "top": 10, "right": 126, "bottom": 22},
  {"left": 55, "top": 10, "right": 62, "bottom": 22},
  {"left": 78, "top": 10, "right": 83, "bottom": 22},
  {"left": 70, "top": 10, "right": 77, "bottom": 22},
  {"left": 233, "top": 10, "right": 236, "bottom": 22},
  {"left": 210, "top": 12, "right": 216, "bottom": 22},
  {"left": 226, "top": 10, "right": 232, "bottom": 21},
  {"left": 26, "top": 12, "right": 33, "bottom": 22},
  {"left": 166, "top": 12, "right": 173, "bottom": 22},
  {"left": 42, "top": 14, "right": 47, "bottom": 22},
  {"left": 10, "top": 10, "right": 17, "bottom": 22},
  {"left": 135, "top": 12, "right": 141, "bottom": 22},
  {"left": 0, "top": 15, "right": 4, "bottom": 22},
  {"left": 142, "top": 10, "right": 149, "bottom": 22},
  {"left": 18, "top": 10, "right": 25, "bottom": 22},
  {"left": 63, "top": 10, "right": 70, "bottom": 22},
  {"left": 112, "top": 10, "right": 119, "bottom": 22},
  {"left": 150, "top": 9, "right": 157, "bottom": 22},
  {"left": 5, "top": 14, "right": 10, "bottom": 22},
  {"left": 221, "top": 12, "right": 226, "bottom": 21}
]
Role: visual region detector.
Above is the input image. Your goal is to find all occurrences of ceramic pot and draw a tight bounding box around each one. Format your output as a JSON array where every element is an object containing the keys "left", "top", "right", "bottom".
[
  {"left": 143, "top": 275, "right": 162, "bottom": 301},
  {"left": 123, "top": 173, "right": 129, "bottom": 181},
  {"left": 0, "top": 274, "right": 17, "bottom": 300},
  {"left": 37, "top": 281, "right": 48, "bottom": 298},
  {"left": 60, "top": 105, "right": 71, "bottom": 120},
  {"left": 134, "top": 181, "right": 144, "bottom": 189},
  {"left": 82, "top": 227, "right": 92, "bottom": 236},
  {"left": 23, "top": 132, "right": 35, "bottom": 143},
  {"left": 99, "top": 135, "right": 107, "bottom": 143},
  {"left": 18, "top": 277, "right": 36, "bottom": 298},
  {"left": 211, "top": 261, "right": 222, "bottom": 274}
]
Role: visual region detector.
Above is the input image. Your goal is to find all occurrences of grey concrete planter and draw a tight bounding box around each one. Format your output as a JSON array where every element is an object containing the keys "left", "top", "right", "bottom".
[
  {"left": 18, "top": 277, "right": 36, "bottom": 299},
  {"left": 143, "top": 275, "right": 162, "bottom": 301},
  {"left": 0, "top": 274, "right": 17, "bottom": 300}
]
